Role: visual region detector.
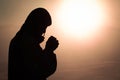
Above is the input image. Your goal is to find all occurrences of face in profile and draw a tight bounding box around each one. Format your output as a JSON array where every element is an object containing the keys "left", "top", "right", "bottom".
[{"left": 23, "top": 8, "right": 52, "bottom": 37}]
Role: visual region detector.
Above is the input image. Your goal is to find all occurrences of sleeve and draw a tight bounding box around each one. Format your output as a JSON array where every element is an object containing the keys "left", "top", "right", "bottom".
[
  {"left": 23, "top": 44, "right": 57, "bottom": 79},
  {"left": 39, "top": 51, "right": 57, "bottom": 78}
]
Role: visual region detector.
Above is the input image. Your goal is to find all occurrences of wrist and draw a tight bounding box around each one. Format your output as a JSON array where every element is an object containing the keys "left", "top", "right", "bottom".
[{"left": 44, "top": 48, "right": 54, "bottom": 53}]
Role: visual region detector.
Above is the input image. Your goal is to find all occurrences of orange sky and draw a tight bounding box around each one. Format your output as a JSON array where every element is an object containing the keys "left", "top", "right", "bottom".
[{"left": 0, "top": 0, "right": 120, "bottom": 80}]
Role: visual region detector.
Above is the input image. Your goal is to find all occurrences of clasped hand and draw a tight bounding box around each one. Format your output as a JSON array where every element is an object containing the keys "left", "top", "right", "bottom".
[{"left": 44, "top": 36, "right": 59, "bottom": 52}]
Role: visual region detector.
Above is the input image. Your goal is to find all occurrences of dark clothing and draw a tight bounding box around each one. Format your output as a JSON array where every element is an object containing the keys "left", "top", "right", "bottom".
[{"left": 8, "top": 32, "right": 57, "bottom": 80}]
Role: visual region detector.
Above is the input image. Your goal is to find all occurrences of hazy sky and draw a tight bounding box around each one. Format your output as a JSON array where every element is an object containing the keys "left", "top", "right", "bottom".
[
  {"left": 0, "top": 0, "right": 59, "bottom": 25},
  {"left": 0, "top": 0, "right": 120, "bottom": 80}
]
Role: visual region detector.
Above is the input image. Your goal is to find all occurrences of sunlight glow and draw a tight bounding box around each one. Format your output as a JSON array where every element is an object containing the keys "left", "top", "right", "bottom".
[{"left": 57, "top": 0, "right": 108, "bottom": 39}]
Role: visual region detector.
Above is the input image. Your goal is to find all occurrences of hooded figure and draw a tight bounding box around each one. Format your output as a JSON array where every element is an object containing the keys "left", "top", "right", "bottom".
[{"left": 8, "top": 8, "right": 59, "bottom": 80}]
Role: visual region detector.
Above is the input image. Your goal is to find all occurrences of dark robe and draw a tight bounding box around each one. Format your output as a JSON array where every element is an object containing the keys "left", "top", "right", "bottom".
[{"left": 8, "top": 32, "right": 57, "bottom": 80}]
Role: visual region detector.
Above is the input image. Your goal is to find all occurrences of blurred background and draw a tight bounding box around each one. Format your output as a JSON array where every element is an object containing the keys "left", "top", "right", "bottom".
[{"left": 0, "top": 0, "right": 120, "bottom": 80}]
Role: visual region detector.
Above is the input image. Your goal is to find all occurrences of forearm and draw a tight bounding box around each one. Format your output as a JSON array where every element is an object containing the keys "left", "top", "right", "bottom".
[{"left": 40, "top": 52, "right": 57, "bottom": 78}]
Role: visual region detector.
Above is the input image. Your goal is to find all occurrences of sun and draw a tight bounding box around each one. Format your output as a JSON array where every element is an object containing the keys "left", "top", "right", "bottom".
[{"left": 56, "top": 0, "right": 107, "bottom": 39}]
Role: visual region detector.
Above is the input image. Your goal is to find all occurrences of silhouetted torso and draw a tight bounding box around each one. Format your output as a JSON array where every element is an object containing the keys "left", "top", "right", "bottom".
[{"left": 8, "top": 32, "right": 57, "bottom": 80}]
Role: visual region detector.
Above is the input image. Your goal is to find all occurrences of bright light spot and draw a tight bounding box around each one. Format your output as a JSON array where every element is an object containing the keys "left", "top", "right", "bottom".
[{"left": 57, "top": 0, "right": 108, "bottom": 40}]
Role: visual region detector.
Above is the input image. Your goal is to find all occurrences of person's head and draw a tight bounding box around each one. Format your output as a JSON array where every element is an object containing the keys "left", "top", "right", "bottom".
[{"left": 21, "top": 8, "right": 52, "bottom": 36}]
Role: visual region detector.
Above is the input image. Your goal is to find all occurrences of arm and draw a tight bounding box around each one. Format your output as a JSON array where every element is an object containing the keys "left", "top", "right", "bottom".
[
  {"left": 22, "top": 36, "right": 59, "bottom": 79},
  {"left": 40, "top": 51, "right": 57, "bottom": 78},
  {"left": 40, "top": 36, "right": 59, "bottom": 78}
]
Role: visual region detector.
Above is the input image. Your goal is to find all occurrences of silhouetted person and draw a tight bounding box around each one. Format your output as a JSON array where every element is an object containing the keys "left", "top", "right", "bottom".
[{"left": 8, "top": 8, "right": 59, "bottom": 80}]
